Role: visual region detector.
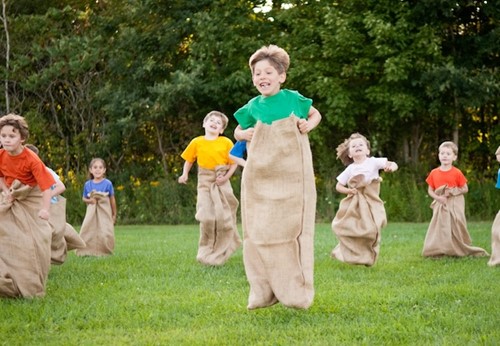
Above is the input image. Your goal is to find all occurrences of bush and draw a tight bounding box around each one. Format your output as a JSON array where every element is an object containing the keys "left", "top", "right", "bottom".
[{"left": 61, "top": 166, "right": 500, "bottom": 226}]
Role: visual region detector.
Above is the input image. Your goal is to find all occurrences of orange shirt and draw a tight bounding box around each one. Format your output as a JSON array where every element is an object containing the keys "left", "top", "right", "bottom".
[
  {"left": 426, "top": 166, "right": 467, "bottom": 190},
  {"left": 0, "top": 147, "right": 55, "bottom": 190}
]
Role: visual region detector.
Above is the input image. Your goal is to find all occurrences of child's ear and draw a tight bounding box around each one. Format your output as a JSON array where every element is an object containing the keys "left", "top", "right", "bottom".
[{"left": 279, "top": 72, "right": 287, "bottom": 84}]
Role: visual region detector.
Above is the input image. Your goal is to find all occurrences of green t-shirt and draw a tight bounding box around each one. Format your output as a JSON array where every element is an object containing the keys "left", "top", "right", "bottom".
[{"left": 234, "top": 89, "right": 313, "bottom": 129}]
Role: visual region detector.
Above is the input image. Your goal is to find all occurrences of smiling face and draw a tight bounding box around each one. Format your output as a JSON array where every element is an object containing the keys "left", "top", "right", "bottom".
[
  {"left": 252, "top": 59, "right": 286, "bottom": 97},
  {"left": 203, "top": 114, "right": 225, "bottom": 136},
  {"left": 0, "top": 125, "right": 25, "bottom": 155},
  {"left": 89, "top": 159, "right": 107, "bottom": 181},
  {"left": 348, "top": 137, "right": 370, "bottom": 162}
]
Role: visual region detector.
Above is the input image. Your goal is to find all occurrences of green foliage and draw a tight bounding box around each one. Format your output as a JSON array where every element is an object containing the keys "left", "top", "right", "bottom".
[
  {"left": 1, "top": 0, "right": 499, "bottom": 224},
  {"left": 0, "top": 224, "right": 498, "bottom": 344},
  {"left": 59, "top": 166, "right": 499, "bottom": 226}
]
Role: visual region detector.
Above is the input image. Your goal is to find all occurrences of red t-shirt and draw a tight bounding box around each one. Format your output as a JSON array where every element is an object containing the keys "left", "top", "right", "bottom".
[
  {"left": 0, "top": 147, "right": 55, "bottom": 190},
  {"left": 425, "top": 166, "right": 467, "bottom": 190}
]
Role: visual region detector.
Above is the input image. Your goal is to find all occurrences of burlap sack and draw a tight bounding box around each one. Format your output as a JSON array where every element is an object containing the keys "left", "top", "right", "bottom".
[
  {"left": 0, "top": 180, "right": 52, "bottom": 298},
  {"left": 195, "top": 166, "right": 241, "bottom": 266},
  {"left": 331, "top": 175, "right": 387, "bottom": 266},
  {"left": 64, "top": 223, "right": 86, "bottom": 251},
  {"left": 422, "top": 185, "right": 489, "bottom": 257},
  {"left": 487, "top": 210, "right": 500, "bottom": 266},
  {"left": 75, "top": 191, "right": 115, "bottom": 256},
  {"left": 48, "top": 196, "right": 85, "bottom": 264},
  {"left": 241, "top": 116, "right": 316, "bottom": 310}
]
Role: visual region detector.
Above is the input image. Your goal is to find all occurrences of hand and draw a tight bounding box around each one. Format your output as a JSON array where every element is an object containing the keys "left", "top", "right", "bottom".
[
  {"left": 384, "top": 161, "right": 398, "bottom": 172},
  {"left": 2, "top": 191, "right": 14, "bottom": 203},
  {"left": 436, "top": 195, "right": 447, "bottom": 204},
  {"left": 38, "top": 208, "right": 50, "bottom": 220},
  {"left": 347, "top": 188, "right": 358, "bottom": 195},
  {"left": 242, "top": 128, "right": 254, "bottom": 142},
  {"left": 216, "top": 174, "right": 228, "bottom": 186},
  {"left": 178, "top": 175, "right": 188, "bottom": 184},
  {"left": 297, "top": 119, "right": 310, "bottom": 134}
]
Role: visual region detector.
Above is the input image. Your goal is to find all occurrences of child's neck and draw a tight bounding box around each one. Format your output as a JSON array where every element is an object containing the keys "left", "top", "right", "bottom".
[
  {"left": 6, "top": 145, "right": 24, "bottom": 156},
  {"left": 352, "top": 156, "right": 368, "bottom": 164},
  {"left": 439, "top": 163, "right": 453, "bottom": 171},
  {"left": 93, "top": 177, "right": 105, "bottom": 182},
  {"left": 204, "top": 133, "right": 219, "bottom": 140}
]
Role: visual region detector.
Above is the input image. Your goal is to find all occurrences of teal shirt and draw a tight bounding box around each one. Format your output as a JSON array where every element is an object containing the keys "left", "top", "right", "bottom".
[
  {"left": 496, "top": 167, "right": 500, "bottom": 189},
  {"left": 234, "top": 89, "right": 313, "bottom": 129}
]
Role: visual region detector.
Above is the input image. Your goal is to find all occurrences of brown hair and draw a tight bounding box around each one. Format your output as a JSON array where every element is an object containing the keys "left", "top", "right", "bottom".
[
  {"left": 336, "top": 133, "right": 371, "bottom": 166},
  {"left": 439, "top": 141, "right": 458, "bottom": 156},
  {"left": 203, "top": 110, "right": 229, "bottom": 131},
  {"left": 249, "top": 44, "right": 290, "bottom": 75},
  {"left": 0, "top": 113, "right": 29, "bottom": 140}
]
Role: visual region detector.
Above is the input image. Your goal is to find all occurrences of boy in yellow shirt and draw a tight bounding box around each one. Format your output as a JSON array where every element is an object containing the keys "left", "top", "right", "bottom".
[{"left": 178, "top": 111, "right": 241, "bottom": 266}]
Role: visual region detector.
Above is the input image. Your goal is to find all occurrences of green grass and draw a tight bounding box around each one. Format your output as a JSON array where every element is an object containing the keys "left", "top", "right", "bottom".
[{"left": 1, "top": 223, "right": 498, "bottom": 345}]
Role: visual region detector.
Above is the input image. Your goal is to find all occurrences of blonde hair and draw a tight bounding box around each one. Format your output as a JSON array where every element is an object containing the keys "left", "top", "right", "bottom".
[
  {"left": 0, "top": 113, "right": 29, "bottom": 140},
  {"left": 439, "top": 141, "right": 458, "bottom": 156},
  {"left": 203, "top": 111, "right": 229, "bottom": 131},
  {"left": 336, "top": 133, "right": 371, "bottom": 166},
  {"left": 88, "top": 157, "right": 107, "bottom": 179},
  {"left": 249, "top": 44, "right": 290, "bottom": 75}
]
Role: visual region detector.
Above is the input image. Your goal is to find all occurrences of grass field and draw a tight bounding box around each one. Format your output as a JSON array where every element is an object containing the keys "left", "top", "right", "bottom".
[{"left": 1, "top": 222, "right": 498, "bottom": 345}]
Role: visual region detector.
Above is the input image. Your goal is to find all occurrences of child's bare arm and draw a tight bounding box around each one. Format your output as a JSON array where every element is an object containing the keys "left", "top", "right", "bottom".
[
  {"left": 216, "top": 164, "right": 238, "bottom": 186},
  {"left": 449, "top": 183, "right": 468, "bottom": 196},
  {"left": 178, "top": 161, "right": 194, "bottom": 184},
  {"left": 234, "top": 125, "right": 254, "bottom": 142},
  {"left": 0, "top": 177, "right": 8, "bottom": 195},
  {"left": 229, "top": 154, "right": 246, "bottom": 167},
  {"left": 51, "top": 179, "right": 66, "bottom": 197},
  {"left": 39, "top": 189, "right": 52, "bottom": 220},
  {"left": 428, "top": 185, "right": 447, "bottom": 204},
  {"left": 336, "top": 181, "right": 357, "bottom": 195},
  {"left": 384, "top": 161, "right": 398, "bottom": 172},
  {"left": 110, "top": 195, "right": 117, "bottom": 224},
  {"left": 297, "top": 106, "right": 321, "bottom": 134}
]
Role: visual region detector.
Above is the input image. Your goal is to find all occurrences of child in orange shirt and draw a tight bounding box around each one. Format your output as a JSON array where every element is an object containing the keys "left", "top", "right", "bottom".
[
  {"left": 422, "top": 141, "right": 488, "bottom": 258},
  {"left": 0, "top": 113, "right": 55, "bottom": 298}
]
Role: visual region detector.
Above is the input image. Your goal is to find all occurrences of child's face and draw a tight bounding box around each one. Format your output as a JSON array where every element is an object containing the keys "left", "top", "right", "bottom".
[
  {"left": 438, "top": 146, "right": 457, "bottom": 165},
  {"left": 0, "top": 125, "right": 24, "bottom": 155},
  {"left": 90, "top": 161, "right": 106, "bottom": 180},
  {"left": 203, "top": 115, "right": 224, "bottom": 135},
  {"left": 252, "top": 59, "right": 286, "bottom": 97},
  {"left": 348, "top": 137, "right": 370, "bottom": 160}
]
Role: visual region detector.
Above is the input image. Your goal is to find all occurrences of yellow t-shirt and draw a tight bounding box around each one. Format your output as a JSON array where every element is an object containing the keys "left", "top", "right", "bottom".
[{"left": 181, "top": 136, "right": 234, "bottom": 170}]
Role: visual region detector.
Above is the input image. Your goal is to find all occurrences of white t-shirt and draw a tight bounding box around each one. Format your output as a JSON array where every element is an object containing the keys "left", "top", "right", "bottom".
[{"left": 337, "top": 157, "right": 388, "bottom": 186}]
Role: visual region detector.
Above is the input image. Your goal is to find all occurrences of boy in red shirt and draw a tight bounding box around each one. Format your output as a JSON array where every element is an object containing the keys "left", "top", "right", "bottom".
[
  {"left": 422, "top": 141, "right": 488, "bottom": 258},
  {"left": 0, "top": 113, "right": 55, "bottom": 298}
]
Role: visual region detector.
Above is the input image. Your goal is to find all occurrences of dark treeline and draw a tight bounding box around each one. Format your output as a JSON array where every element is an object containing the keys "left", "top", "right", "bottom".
[{"left": 1, "top": 0, "right": 499, "bottom": 223}]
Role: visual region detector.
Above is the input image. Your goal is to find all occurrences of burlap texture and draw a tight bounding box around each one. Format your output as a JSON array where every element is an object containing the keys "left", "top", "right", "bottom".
[
  {"left": 0, "top": 180, "right": 52, "bottom": 298},
  {"left": 488, "top": 210, "right": 500, "bottom": 266},
  {"left": 241, "top": 116, "right": 316, "bottom": 309},
  {"left": 195, "top": 166, "right": 241, "bottom": 266},
  {"left": 75, "top": 191, "right": 115, "bottom": 257},
  {"left": 48, "top": 196, "right": 85, "bottom": 264},
  {"left": 64, "top": 223, "right": 86, "bottom": 251},
  {"left": 422, "top": 185, "right": 488, "bottom": 257},
  {"left": 331, "top": 175, "right": 387, "bottom": 266}
]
